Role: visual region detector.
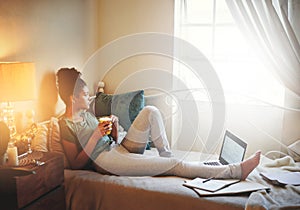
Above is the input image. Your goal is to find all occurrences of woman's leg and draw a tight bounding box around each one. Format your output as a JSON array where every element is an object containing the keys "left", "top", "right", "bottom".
[
  {"left": 95, "top": 145, "right": 260, "bottom": 179},
  {"left": 121, "top": 106, "right": 173, "bottom": 157}
]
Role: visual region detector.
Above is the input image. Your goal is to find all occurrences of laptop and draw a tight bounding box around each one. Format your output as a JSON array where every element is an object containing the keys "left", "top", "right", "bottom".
[{"left": 204, "top": 130, "right": 247, "bottom": 166}]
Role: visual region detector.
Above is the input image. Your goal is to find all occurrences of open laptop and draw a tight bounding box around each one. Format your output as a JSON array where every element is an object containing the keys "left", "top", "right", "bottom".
[{"left": 204, "top": 130, "right": 247, "bottom": 166}]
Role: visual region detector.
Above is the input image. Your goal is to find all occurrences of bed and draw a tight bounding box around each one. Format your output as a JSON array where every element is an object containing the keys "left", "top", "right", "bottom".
[
  {"left": 28, "top": 89, "right": 300, "bottom": 210},
  {"left": 62, "top": 150, "right": 300, "bottom": 210}
]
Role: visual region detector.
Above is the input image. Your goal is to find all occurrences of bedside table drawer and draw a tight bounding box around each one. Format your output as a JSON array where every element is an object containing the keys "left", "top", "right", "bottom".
[
  {"left": 23, "top": 185, "right": 65, "bottom": 210},
  {"left": 0, "top": 152, "right": 65, "bottom": 210}
]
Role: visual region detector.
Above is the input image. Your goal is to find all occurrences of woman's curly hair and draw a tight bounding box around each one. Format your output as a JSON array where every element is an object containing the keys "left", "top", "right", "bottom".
[{"left": 56, "top": 67, "right": 87, "bottom": 105}]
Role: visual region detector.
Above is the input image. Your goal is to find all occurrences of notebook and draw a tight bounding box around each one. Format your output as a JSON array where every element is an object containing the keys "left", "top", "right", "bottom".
[
  {"left": 204, "top": 130, "right": 247, "bottom": 166},
  {"left": 183, "top": 177, "right": 240, "bottom": 192}
]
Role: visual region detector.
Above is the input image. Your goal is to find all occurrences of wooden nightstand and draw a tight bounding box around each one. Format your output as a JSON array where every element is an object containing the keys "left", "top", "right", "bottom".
[{"left": 0, "top": 152, "right": 66, "bottom": 210}]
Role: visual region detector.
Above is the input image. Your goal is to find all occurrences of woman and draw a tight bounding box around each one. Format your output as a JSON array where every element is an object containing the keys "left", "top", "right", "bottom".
[{"left": 57, "top": 67, "right": 260, "bottom": 179}]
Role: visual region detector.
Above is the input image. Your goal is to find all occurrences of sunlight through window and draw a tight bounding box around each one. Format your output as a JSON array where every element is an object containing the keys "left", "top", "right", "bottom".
[{"left": 174, "top": 0, "right": 284, "bottom": 106}]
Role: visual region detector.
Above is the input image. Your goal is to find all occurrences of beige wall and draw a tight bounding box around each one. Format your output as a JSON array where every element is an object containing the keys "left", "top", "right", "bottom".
[
  {"left": 0, "top": 0, "right": 174, "bottom": 129},
  {"left": 0, "top": 0, "right": 99, "bottom": 126},
  {"left": 85, "top": 0, "right": 174, "bottom": 94}
]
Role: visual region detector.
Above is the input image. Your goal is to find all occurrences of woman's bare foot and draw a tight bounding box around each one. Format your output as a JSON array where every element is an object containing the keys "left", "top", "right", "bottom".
[{"left": 240, "top": 151, "right": 261, "bottom": 180}]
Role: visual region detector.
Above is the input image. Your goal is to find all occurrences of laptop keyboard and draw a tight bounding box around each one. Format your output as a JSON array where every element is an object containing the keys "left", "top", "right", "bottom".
[{"left": 203, "top": 161, "right": 221, "bottom": 166}]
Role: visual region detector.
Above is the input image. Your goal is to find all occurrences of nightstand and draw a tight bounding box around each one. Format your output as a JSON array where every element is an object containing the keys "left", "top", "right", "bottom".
[{"left": 0, "top": 152, "right": 66, "bottom": 210}]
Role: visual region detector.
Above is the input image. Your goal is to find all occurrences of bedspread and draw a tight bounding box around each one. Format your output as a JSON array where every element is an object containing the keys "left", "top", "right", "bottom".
[
  {"left": 245, "top": 155, "right": 300, "bottom": 210},
  {"left": 64, "top": 153, "right": 300, "bottom": 210},
  {"left": 64, "top": 170, "right": 247, "bottom": 210}
]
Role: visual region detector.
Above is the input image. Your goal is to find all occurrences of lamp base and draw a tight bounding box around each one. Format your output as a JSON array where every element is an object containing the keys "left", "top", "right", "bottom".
[
  {"left": 1, "top": 102, "right": 17, "bottom": 137},
  {"left": 0, "top": 121, "right": 10, "bottom": 165}
]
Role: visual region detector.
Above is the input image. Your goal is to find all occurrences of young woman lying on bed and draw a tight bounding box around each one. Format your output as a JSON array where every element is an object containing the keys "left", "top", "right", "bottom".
[{"left": 56, "top": 67, "right": 260, "bottom": 180}]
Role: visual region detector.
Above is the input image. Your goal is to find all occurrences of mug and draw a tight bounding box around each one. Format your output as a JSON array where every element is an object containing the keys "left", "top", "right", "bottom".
[{"left": 98, "top": 116, "right": 112, "bottom": 135}]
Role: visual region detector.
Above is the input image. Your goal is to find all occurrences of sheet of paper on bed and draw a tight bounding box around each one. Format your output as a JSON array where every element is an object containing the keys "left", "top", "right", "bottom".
[{"left": 260, "top": 171, "right": 300, "bottom": 186}]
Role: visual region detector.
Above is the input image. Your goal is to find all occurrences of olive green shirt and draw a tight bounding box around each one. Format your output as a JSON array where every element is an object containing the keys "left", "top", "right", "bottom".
[{"left": 59, "top": 111, "right": 112, "bottom": 169}]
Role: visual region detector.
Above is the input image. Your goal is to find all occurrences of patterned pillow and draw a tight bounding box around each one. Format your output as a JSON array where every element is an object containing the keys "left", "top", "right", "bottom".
[
  {"left": 94, "top": 90, "right": 145, "bottom": 131},
  {"left": 31, "top": 123, "right": 48, "bottom": 152},
  {"left": 47, "top": 117, "right": 70, "bottom": 169}
]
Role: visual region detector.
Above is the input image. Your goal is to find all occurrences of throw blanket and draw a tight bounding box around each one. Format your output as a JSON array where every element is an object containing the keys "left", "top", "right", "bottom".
[{"left": 246, "top": 155, "right": 300, "bottom": 210}]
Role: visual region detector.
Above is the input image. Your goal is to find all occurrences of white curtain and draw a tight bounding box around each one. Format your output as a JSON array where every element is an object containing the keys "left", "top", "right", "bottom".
[{"left": 225, "top": 0, "right": 300, "bottom": 97}]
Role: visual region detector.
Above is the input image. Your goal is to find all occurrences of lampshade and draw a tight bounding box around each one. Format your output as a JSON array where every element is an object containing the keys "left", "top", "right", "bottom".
[{"left": 0, "top": 62, "right": 36, "bottom": 102}]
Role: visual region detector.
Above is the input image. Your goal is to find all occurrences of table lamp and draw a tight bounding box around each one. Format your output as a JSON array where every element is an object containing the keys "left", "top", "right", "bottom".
[{"left": 0, "top": 62, "right": 36, "bottom": 136}]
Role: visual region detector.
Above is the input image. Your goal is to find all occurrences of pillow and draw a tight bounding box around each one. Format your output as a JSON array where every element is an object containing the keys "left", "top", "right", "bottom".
[
  {"left": 47, "top": 117, "right": 70, "bottom": 169},
  {"left": 31, "top": 123, "right": 48, "bottom": 152},
  {"left": 95, "top": 90, "right": 145, "bottom": 131}
]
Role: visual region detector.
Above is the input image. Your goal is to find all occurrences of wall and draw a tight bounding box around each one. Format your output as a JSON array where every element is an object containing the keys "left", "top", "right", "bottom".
[
  {"left": 83, "top": 0, "right": 174, "bottom": 93},
  {"left": 0, "top": 0, "right": 174, "bottom": 132},
  {"left": 0, "top": 0, "right": 98, "bottom": 127}
]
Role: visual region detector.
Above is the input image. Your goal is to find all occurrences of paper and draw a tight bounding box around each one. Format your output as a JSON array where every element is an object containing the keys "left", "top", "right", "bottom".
[
  {"left": 191, "top": 180, "right": 270, "bottom": 196},
  {"left": 183, "top": 177, "right": 240, "bottom": 192},
  {"left": 260, "top": 171, "right": 300, "bottom": 186}
]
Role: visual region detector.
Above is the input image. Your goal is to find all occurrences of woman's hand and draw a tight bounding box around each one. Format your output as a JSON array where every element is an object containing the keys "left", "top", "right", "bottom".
[
  {"left": 110, "top": 115, "right": 119, "bottom": 124},
  {"left": 110, "top": 115, "right": 119, "bottom": 143},
  {"left": 97, "top": 120, "right": 112, "bottom": 137}
]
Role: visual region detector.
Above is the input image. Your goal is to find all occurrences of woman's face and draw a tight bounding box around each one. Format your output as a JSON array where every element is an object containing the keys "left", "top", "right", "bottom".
[{"left": 73, "top": 85, "right": 90, "bottom": 111}]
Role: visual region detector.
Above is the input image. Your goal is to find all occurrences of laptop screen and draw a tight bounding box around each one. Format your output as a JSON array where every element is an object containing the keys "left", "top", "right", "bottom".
[{"left": 219, "top": 131, "right": 247, "bottom": 165}]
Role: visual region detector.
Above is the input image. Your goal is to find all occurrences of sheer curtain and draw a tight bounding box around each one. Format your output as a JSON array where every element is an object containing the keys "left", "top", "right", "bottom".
[
  {"left": 225, "top": 0, "right": 300, "bottom": 97},
  {"left": 225, "top": 0, "right": 300, "bottom": 152},
  {"left": 172, "top": 0, "right": 288, "bottom": 154}
]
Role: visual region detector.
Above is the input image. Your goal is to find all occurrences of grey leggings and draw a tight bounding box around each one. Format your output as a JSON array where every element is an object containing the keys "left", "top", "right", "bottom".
[{"left": 94, "top": 106, "right": 242, "bottom": 179}]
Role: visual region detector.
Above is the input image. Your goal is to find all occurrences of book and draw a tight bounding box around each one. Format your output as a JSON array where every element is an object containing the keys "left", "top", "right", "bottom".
[
  {"left": 260, "top": 171, "right": 300, "bottom": 186},
  {"left": 183, "top": 177, "right": 240, "bottom": 192},
  {"left": 183, "top": 177, "right": 270, "bottom": 196}
]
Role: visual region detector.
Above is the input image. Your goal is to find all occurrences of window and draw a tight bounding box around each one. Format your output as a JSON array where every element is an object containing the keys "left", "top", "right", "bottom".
[{"left": 174, "top": 0, "right": 284, "bottom": 106}]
